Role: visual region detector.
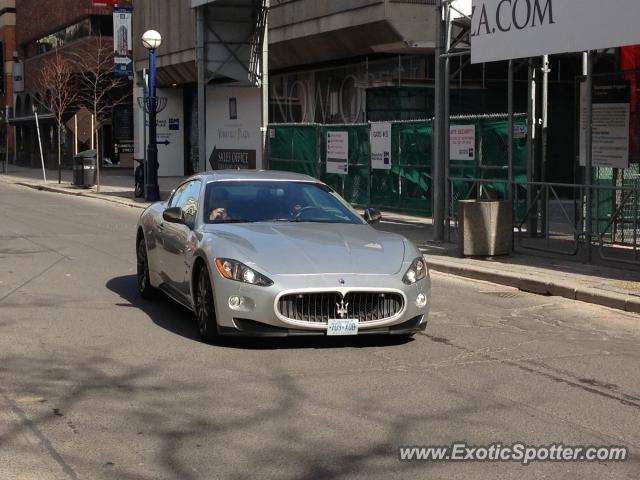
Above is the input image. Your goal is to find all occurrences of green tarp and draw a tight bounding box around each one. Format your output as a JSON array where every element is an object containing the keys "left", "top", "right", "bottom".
[{"left": 267, "top": 116, "right": 528, "bottom": 217}]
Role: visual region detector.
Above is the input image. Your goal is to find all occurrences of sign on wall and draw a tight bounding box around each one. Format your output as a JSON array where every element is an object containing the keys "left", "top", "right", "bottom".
[
  {"left": 156, "top": 88, "right": 185, "bottom": 177},
  {"left": 209, "top": 148, "right": 257, "bottom": 170},
  {"left": 13, "top": 62, "right": 24, "bottom": 93},
  {"left": 471, "top": 0, "right": 640, "bottom": 64},
  {"left": 94, "top": 1, "right": 121, "bottom": 7},
  {"left": 450, "top": 125, "right": 476, "bottom": 160},
  {"left": 206, "top": 86, "right": 262, "bottom": 171},
  {"left": 113, "top": 7, "right": 133, "bottom": 77},
  {"left": 326, "top": 131, "right": 349, "bottom": 175},
  {"left": 580, "top": 81, "right": 630, "bottom": 169},
  {"left": 370, "top": 122, "right": 392, "bottom": 170}
]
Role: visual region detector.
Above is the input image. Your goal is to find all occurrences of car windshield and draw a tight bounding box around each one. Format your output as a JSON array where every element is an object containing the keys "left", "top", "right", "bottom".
[{"left": 203, "top": 180, "right": 365, "bottom": 225}]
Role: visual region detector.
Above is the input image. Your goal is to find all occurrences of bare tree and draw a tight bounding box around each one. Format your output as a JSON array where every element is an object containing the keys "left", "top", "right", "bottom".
[
  {"left": 70, "top": 35, "right": 130, "bottom": 192},
  {"left": 37, "top": 50, "right": 76, "bottom": 184}
]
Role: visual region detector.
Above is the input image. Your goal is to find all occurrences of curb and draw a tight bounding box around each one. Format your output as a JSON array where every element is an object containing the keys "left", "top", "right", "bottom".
[
  {"left": 13, "top": 181, "right": 148, "bottom": 210},
  {"left": 426, "top": 257, "right": 640, "bottom": 314}
]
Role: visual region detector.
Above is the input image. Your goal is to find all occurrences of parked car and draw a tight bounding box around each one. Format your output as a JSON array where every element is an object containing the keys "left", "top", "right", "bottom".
[{"left": 136, "top": 170, "right": 430, "bottom": 341}]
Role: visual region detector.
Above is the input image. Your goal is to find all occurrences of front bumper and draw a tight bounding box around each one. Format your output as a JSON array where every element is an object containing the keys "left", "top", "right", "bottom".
[
  {"left": 220, "top": 315, "right": 427, "bottom": 337},
  {"left": 209, "top": 270, "right": 431, "bottom": 337}
]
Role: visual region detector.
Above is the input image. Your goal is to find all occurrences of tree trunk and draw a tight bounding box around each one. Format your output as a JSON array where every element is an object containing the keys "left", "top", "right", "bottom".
[
  {"left": 57, "top": 123, "right": 62, "bottom": 184},
  {"left": 94, "top": 112, "right": 100, "bottom": 192}
]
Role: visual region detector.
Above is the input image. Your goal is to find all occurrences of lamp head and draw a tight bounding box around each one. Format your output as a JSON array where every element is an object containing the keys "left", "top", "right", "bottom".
[{"left": 142, "top": 30, "right": 162, "bottom": 50}]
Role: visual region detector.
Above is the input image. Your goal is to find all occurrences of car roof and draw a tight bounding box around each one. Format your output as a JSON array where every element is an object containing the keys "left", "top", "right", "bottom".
[{"left": 194, "top": 169, "right": 321, "bottom": 183}]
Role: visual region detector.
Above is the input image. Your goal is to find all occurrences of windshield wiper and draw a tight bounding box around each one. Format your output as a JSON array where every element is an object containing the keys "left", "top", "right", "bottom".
[
  {"left": 214, "top": 218, "right": 253, "bottom": 224},
  {"left": 294, "top": 219, "right": 345, "bottom": 223}
]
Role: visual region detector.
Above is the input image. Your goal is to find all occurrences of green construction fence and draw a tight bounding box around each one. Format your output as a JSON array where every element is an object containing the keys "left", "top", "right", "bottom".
[{"left": 267, "top": 115, "right": 528, "bottom": 217}]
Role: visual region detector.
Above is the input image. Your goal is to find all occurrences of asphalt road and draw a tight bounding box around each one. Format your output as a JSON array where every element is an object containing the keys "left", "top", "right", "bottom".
[{"left": 1, "top": 181, "right": 639, "bottom": 480}]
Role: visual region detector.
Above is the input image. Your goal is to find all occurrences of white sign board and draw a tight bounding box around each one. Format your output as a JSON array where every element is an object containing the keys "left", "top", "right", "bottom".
[
  {"left": 450, "top": 125, "right": 476, "bottom": 160},
  {"left": 13, "top": 62, "right": 24, "bottom": 93},
  {"left": 370, "top": 122, "right": 392, "bottom": 170},
  {"left": 326, "top": 131, "right": 349, "bottom": 175},
  {"left": 206, "top": 85, "right": 262, "bottom": 171},
  {"left": 579, "top": 82, "right": 630, "bottom": 169},
  {"left": 156, "top": 88, "right": 185, "bottom": 177},
  {"left": 471, "top": 0, "right": 640, "bottom": 64}
]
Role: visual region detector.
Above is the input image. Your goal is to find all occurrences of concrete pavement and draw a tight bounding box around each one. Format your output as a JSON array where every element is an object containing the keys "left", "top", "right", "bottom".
[
  {"left": 1, "top": 181, "right": 639, "bottom": 479},
  {"left": 2, "top": 165, "right": 639, "bottom": 316}
]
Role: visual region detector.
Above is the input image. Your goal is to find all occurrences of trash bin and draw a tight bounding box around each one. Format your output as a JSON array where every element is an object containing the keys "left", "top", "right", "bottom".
[
  {"left": 458, "top": 199, "right": 512, "bottom": 256},
  {"left": 72, "top": 149, "right": 97, "bottom": 188}
]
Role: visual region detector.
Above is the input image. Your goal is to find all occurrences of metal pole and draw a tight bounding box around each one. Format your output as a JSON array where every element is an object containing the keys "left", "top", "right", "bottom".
[
  {"left": 145, "top": 48, "right": 160, "bottom": 201},
  {"left": 261, "top": 0, "right": 270, "bottom": 168},
  {"left": 541, "top": 54, "right": 550, "bottom": 235},
  {"left": 526, "top": 58, "right": 536, "bottom": 236},
  {"left": 33, "top": 105, "right": 46, "bottom": 183},
  {"left": 584, "top": 50, "right": 593, "bottom": 263},
  {"left": 507, "top": 60, "right": 514, "bottom": 201},
  {"left": 197, "top": 6, "right": 207, "bottom": 172},
  {"left": 432, "top": 0, "right": 445, "bottom": 241},
  {"left": 443, "top": 2, "right": 452, "bottom": 239},
  {"left": 3, "top": 105, "right": 8, "bottom": 174},
  {"left": 142, "top": 68, "right": 148, "bottom": 198}
]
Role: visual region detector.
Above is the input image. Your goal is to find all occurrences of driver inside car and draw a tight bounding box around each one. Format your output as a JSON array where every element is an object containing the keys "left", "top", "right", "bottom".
[
  {"left": 287, "top": 190, "right": 308, "bottom": 219},
  {"left": 208, "top": 188, "right": 234, "bottom": 222}
]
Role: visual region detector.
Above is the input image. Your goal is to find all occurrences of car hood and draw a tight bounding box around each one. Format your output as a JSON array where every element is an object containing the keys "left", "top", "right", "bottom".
[{"left": 202, "top": 223, "right": 407, "bottom": 275}]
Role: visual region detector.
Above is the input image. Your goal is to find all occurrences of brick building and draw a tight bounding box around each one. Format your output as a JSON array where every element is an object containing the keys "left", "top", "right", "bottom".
[
  {"left": 12, "top": 0, "right": 133, "bottom": 169},
  {"left": 0, "top": 1, "right": 16, "bottom": 162}
]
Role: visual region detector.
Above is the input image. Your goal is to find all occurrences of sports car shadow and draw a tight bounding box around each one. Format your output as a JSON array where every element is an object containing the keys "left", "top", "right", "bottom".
[
  {"left": 106, "top": 275, "right": 201, "bottom": 342},
  {"left": 106, "top": 275, "right": 414, "bottom": 350}
]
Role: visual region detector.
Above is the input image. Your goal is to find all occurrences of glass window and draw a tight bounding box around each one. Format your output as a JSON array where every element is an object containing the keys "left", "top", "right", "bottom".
[
  {"left": 169, "top": 180, "right": 201, "bottom": 226},
  {"left": 203, "top": 181, "right": 364, "bottom": 224}
]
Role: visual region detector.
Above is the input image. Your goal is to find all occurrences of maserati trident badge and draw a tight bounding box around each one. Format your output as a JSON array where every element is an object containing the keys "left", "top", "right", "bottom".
[{"left": 336, "top": 299, "right": 349, "bottom": 319}]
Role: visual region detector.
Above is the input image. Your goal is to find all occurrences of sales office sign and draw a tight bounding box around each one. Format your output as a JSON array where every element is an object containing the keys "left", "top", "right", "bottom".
[{"left": 471, "top": 0, "right": 640, "bottom": 64}]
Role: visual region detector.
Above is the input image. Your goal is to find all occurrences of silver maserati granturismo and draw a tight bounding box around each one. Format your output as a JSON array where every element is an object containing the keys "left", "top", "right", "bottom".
[{"left": 135, "top": 170, "right": 431, "bottom": 341}]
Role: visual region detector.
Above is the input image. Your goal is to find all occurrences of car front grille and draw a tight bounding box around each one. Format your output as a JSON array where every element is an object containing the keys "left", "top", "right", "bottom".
[{"left": 277, "top": 291, "right": 404, "bottom": 324}]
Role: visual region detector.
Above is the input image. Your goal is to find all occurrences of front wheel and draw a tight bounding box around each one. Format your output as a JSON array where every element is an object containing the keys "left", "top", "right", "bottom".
[
  {"left": 195, "top": 266, "right": 219, "bottom": 342},
  {"left": 137, "top": 237, "right": 157, "bottom": 299},
  {"left": 134, "top": 182, "right": 144, "bottom": 198}
]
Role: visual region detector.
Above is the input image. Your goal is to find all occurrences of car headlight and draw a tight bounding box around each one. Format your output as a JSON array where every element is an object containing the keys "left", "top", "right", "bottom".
[
  {"left": 403, "top": 257, "right": 428, "bottom": 285},
  {"left": 215, "top": 258, "right": 273, "bottom": 287}
]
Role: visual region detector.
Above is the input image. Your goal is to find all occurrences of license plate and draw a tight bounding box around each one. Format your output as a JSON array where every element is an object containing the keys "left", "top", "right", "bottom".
[{"left": 327, "top": 318, "right": 359, "bottom": 336}]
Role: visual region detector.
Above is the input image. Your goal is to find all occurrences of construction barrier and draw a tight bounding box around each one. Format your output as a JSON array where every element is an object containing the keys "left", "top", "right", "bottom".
[{"left": 267, "top": 115, "right": 529, "bottom": 216}]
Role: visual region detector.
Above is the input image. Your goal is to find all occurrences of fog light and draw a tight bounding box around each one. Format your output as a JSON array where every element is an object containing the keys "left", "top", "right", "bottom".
[
  {"left": 229, "top": 296, "right": 242, "bottom": 309},
  {"left": 415, "top": 293, "right": 427, "bottom": 308}
]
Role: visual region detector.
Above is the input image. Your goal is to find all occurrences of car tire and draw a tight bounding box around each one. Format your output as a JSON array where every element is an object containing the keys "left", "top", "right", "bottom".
[
  {"left": 137, "top": 237, "right": 157, "bottom": 299},
  {"left": 195, "top": 266, "right": 219, "bottom": 342}
]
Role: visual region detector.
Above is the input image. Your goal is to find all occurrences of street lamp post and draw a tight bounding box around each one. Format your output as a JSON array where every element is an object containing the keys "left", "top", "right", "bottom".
[{"left": 142, "top": 30, "right": 162, "bottom": 202}]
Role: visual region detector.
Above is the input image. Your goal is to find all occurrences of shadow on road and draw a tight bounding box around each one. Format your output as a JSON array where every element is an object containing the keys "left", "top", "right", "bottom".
[
  {"left": 105, "top": 275, "right": 413, "bottom": 351},
  {"left": 105, "top": 274, "right": 201, "bottom": 342}
]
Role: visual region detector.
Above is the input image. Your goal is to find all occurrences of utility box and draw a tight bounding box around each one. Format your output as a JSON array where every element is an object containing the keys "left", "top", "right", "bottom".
[
  {"left": 72, "top": 150, "right": 97, "bottom": 188},
  {"left": 458, "top": 199, "right": 512, "bottom": 256}
]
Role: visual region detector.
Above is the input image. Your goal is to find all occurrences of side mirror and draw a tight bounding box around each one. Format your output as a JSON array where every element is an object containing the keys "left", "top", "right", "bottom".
[
  {"left": 363, "top": 207, "right": 382, "bottom": 224},
  {"left": 163, "top": 206, "right": 184, "bottom": 224}
]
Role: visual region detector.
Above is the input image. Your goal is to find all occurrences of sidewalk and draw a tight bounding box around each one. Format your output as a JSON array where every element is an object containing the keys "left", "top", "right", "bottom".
[
  {"left": 2, "top": 165, "right": 639, "bottom": 315},
  {"left": 0, "top": 164, "right": 180, "bottom": 209},
  {"left": 380, "top": 218, "right": 640, "bottom": 314}
]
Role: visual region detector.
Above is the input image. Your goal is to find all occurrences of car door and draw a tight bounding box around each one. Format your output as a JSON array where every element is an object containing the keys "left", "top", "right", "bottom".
[{"left": 158, "top": 180, "right": 201, "bottom": 299}]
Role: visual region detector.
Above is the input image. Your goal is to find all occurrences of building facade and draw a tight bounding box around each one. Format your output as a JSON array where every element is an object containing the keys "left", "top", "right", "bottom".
[
  {"left": 0, "top": 0, "right": 16, "bottom": 161},
  {"left": 13, "top": 0, "right": 133, "bottom": 169},
  {"left": 131, "top": 0, "right": 633, "bottom": 189},
  {"left": 131, "top": 0, "right": 443, "bottom": 175}
]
